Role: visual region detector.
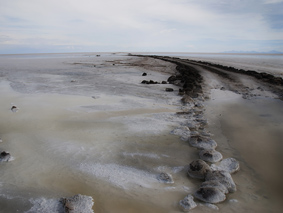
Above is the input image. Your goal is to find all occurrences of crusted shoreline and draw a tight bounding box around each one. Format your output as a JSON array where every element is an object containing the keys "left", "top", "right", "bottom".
[{"left": 134, "top": 54, "right": 283, "bottom": 211}]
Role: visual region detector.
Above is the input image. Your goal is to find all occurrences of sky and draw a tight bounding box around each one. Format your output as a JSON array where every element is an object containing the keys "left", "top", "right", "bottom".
[{"left": 0, "top": 0, "right": 283, "bottom": 54}]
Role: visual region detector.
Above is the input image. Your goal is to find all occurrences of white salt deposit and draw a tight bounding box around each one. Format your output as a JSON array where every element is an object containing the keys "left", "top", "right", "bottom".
[{"left": 79, "top": 163, "right": 157, "bottom": 189}]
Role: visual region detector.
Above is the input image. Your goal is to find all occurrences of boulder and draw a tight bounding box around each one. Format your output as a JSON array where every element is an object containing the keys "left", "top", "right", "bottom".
[
  {"left": 188, "top": 159, "right": 211, "bottom": 179},
  {"left": 179, "top": 195, "right": 197, "bottom": 211},
  {"left": 157, "top": 172, "right": 174, "bottom": 184},
  {"left": 205, "top": 170, "right": 236, "bottom": 193},
  {"left": 200, "top": 180, "right": 228, "bottom": 194},
  {"left": 211, "top": 158, "right": 240, "bottom": 174},
  {"left": 199, "top": 149, "right": 223, "bottom": 163},
  {"left": 189, "top": 136, "right": 217, "bottom": 150},
  {"left": 194, "top": 187, "right": 226, "bottom": 204},
  {"left": 142, "top": 73, "right": 147, "bottom": 76}
]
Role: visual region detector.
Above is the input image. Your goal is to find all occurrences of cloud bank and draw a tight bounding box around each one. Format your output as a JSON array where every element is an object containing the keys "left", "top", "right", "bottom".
[{"left": 0, "top": 0, "right": 282, "bottom": 53}]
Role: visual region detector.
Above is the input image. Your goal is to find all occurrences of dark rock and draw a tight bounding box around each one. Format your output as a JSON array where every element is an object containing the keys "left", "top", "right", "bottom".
[
  {"left": 211, "top": 158, "right": 240, "bottom": 174},
  {"left": 142, "top": 73, "right": 147, "bottom": 76},
  {"left": 188, "top": 159, "right": 211, "bottom": 179},
  {"left": 167, "top": 75, "right": 177, "bottom": 83},
  {"left": 0, "top": 151, "right": 11, "bottom": 162},
  {"left": 161, "top": 81, "right": 167, "bottom": 84},
  {"left": 11, "top": 105, "right": 18, "bottom": 112},
  {"left": 141, "top": 80, "right": 148, "bottom": 84},
  {"left": 199, "top": 149, "right": 223, "bottom": 163},
  {"left": 179, "top": 195, "right": 197, "bottom": 211},
  {"left": 194, "top": 187, "right": 226, "bottom": 204},
  {"left": 157, "top": 172, "right": 174, "bottom": 184},
  {"left": 205, "top": 170, "right": 236, "bottom": 193},
  {"left": 189, "top": 136, "right": 217, "bottom": 150},
  {"left": 165, "top": 88, "right": 174, "bottom": 92}
]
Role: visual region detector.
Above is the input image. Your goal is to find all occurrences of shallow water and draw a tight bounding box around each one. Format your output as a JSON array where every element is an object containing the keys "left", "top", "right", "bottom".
[
  {"left": 0, "top": 54, "right": 199, "bottom": 212},
  {"left": 205, "top": 89, "right": 283, "bottom": 213}
]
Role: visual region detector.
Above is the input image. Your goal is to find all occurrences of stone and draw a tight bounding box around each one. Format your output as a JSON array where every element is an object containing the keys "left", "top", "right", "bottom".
[
  {"left": 211, "top": 158, "right": 240, "bottom": 174},
  {"left": 205, "top": 170, "right": 237, "bottom": 193},
  {"left": 0, "top": 151, "right": 11, "bottom": 162},
  {"left": 165, "top": 88, "right": 174, "bottom": 92},
  {"left": 194, "top": 187, "right": 226, "bottom": 204},
  {"left": 142, "top": 72, "right": 147, "bottom": 76},
  {"left": 199, "top": 149, "right": 223, "bottom": 163},
  {"left": 187, "top": 159, "right": 211, "bottom": 179},
  {"left": 60, "top": 194, "right": 94, "bottom": 213},
  {"left": 11, "top": 105, "right": 18, "bottom": 112},
  {"left": 189, "top": 136, "right": 217, "bottom": 150},
  {"left": 200, "top": 180, "right": 228, "bottom": 194},
  {"left": 157, "top": 172, "right": 174, "bottom": 184},
  {"left": 161, "top": 81, "right": 167, "bottom": 84},
  {"left": 179, "top": 195, "right": 197, "bottom": 211}
]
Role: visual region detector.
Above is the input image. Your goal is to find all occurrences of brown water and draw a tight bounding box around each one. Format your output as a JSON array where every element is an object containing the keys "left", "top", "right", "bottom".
[{"left": 205, "top": 90, "right": 283, "bottom": 213}]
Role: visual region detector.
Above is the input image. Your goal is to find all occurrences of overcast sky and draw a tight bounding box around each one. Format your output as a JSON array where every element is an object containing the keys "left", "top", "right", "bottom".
[{"left": 1, "top": 0, "right": 283, "bottom": 53}]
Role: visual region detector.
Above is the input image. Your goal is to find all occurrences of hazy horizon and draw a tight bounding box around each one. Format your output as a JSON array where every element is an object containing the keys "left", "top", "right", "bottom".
[{"left": 1, "top": 0, "right": 283, "bottom": 54}]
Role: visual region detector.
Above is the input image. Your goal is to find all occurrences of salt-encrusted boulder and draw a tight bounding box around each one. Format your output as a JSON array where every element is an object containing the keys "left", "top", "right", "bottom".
[
  {"left": 0, "top": 151, "right": 11, "bottom": 162},
  {"left": 199, "top": 149, "right": 223, "bottom": 163},
  {"left": 179, "top": 195, "right": 197, "bottom": 211},
  {"left": 200, "top": 180, "right": 228, "bottom": 194},
  {"left": 188, "top": 159, "right": 211, "bottom": 179},
  {"left": 205, "top": 170, "right": 236, "bottom": 193},
  {"left": 194, "top": 187, "right": 226, "bottom": 204},
  {"left": 171, "top": 126, "right": 190, "bottom": 141},
  {"left": 211, "top": 158, "right": 240, "bottom": 174},
  {"left": 60, "top": 194, "right": 94, "bottom": 213},
  {"left": 189, "top": 136, "right": 217, "bottom": 150},
  {"left": 157, "top": 172, "right": 174, "bottom": 184}
]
